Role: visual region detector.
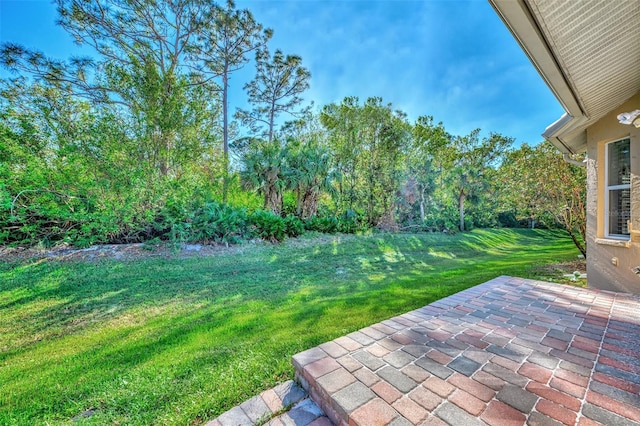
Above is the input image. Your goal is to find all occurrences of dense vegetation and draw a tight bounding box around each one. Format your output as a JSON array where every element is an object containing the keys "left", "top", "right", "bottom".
[
  {"left": 0, "top": 229, "right": 580, "bottom": 425},
  {"left": 0, "top": 0, "right": 586, "bottom": 253}
]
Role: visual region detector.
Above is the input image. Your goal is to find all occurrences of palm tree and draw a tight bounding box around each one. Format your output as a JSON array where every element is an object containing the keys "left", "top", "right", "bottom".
[
  {"left": 239, "top": 139, "right": 287, "bottom": 214},
  {"left": 285, "top": 138, "right": 335, "bottom": 219}
]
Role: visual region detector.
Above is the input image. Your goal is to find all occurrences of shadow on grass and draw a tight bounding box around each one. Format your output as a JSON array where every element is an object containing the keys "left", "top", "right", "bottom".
[{"left": 0, "top": 229, "right": 580, "bottom": 424}]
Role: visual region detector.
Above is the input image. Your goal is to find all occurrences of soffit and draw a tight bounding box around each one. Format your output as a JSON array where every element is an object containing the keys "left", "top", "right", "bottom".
[{"left": 490, "top": 0, "right": 640, "bottom": 154}]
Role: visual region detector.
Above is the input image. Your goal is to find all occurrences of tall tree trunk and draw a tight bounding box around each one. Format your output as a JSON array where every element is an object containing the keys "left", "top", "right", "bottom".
[
  {"left": 419, "top": 185, "right": 426, "bottom": 222},
  {"left": 222, "top": 64, "right": 230, "bottom": 203},
  {"left": 302, "top": 188, "right": 319, "bottom": 219},
  {"left": 268, "top": 100, "right": 276, "bottom": 143},
  {"left": 459, "top": 189, "right": 466, "bottom": 231}
]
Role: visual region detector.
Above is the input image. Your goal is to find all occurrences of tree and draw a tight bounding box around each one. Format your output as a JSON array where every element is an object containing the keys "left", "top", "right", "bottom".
[
  {"left": 320, "top": 97, "right": 362, "bottom": 213},
  {"left": 237, "top": 47, "right": 311, "bottom": 143},
  {"left": 284, "top": 138, "right": 334, "bottom": 218},
  {"left": 409, "top": 116, "right": 448, "bottom": 222},
  {"left": 239, "top": 139, "right": 287, "bottom": 214},
  {"left": 194, "top": 0, "right": 271, "bottom": 201},
  {"left": 321, "top": 97, "right": 409, "bottom": 226},
  {"left": 1, "top": 0, "right": 216, "bottom": 176},
  {"left": 500, "top": 142, "right": 587, "bottom": 255},
  {"left": 446, "top": 131, "right": 512, "bottom": 231}
]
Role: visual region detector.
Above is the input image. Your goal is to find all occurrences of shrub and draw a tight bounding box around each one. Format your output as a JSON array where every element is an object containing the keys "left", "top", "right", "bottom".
[
  {"left": 304, "top": 215, "right": 337, "bottom": 233},
  {"left": 283, "top": 214, "right": 304, "bottom": 238},
  {"left": 250, "top": 210, "right": 287, "bottom": 242}
]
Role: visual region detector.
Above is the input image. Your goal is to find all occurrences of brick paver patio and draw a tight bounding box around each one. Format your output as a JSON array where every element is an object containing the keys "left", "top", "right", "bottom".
[{"left": 293, "top": 276, "right": 640, "bottom": 426}]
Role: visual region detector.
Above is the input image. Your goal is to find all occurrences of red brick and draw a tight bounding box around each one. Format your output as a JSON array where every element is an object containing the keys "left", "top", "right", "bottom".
[
  {"left": 450, "top": 389, "right": 486, "bottom": 416},
  {"left": 366, "top": 344, "right": 390, "bottom": 358},
  {"left": 592, "top": 372, "right": 640, "bottom": 394},
  {"left": 473, "top": 370, "right": 506, "bottom": 391},
  {"left": 554, "top": 368, "right": 588, "bottom": 387},
  {"left": 260, "top": 388, "right": 283, "bottom": 413},
  {"left": 549, "top": 349, "right": 593, "bottom": 368},
  {"left": 337, "top": 355, "right": 363, "bottom": 373},
  {"left": 599, "top": 356, "right": 640, "bottom": 375},
  {"left": 491, "top": 355, "right": 520, "bottom": 372},
  {"left": 391, "top": 333, "right": 414, "bottom": 345},
  {"left": 542, "top": 337, "right": 569, "bottom": 351},
  {"left": 335, "top": 336, "right": 363, "bottom": 351},
  {"left": 571, "top": 339, "right": 600, "bottom": 354},
  {"left": 577, "top": 416, "right": 604, "bottom": 426},
  {"left": 586, "top": 390, "right": 640, "bottom": 422},
  {"left": 482, "top": 400, "right": 526, "bottom": 426},
  {"left": 602, "top": 342, "right": 640, "bottom": 358},
  {"left": 423, "top": 376, "right": 455, "bottom": 397},
  {"left": 526, "top": 381, "right": 581, "bottom": 411},
  {"left": 464, "top": 329, "right": 485, "bottom": 338},
  {"left": 536, "top": 399, "right": 577, "bottom": 425},
  {"left": 492, "top": 327, "right": 517, "bottom": 338},
  {"left": 518, "top": 362, "right": 552, "bottom": 384},
  {"left": 427, "top": 349, "right": 453, "bottom": 365},
  {"left": 447, "top": 373, "right": 495, "bottom": 402},
  {"left": 427, "top": 330, "right": 452, "bottom": 342},
  {"left": 372, "top": 380, "right": 402, "bottom": 404},
  {"left": 392, "top": 397, "right": 428, "bottom": 424},
  {"left": 306, "top": 357, "right": 341, "bottom": 379},
  {"left": 527, "top": 324, "right": 549, "bottom": 333},
  {"left": 349, "top": 398, "right": 398, "bottom": 426},
  {"left": 409, "top": 386, "right": 442, "bottom": 411},
  {"left": 456, "top": 333, "right": 489, "bottom": 349},
  {"left": 550, "top": 377, "right": 586, "bottom": 398},
  {"left": 402, "top": 364, "right": 430, "bottom": 382}
]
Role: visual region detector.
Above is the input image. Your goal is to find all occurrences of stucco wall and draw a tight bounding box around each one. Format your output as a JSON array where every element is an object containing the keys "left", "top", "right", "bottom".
[{"left": 585, "top": 93, "right": 640, "bottom": 293}]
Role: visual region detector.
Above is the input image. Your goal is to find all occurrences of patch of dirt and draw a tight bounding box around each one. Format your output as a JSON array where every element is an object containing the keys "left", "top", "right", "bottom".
[
  {"left": 532, "top": 258, "right": 587, "bottom": 286},
  {"left": 534, "top": 259, "right": 587, "bottom": 275}
]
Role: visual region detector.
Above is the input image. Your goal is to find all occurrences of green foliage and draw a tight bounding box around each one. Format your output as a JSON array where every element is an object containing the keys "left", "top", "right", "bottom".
[
  {"left": 321, "top": 97, "right": 410, "bottom": 226},
  {"left": 283, "top": 214, "right": 304, "bottom": 237},
  {"left": 237, "top": 47, "right": 311, "bottom": 143},
  {"left": 304, "top": 215, "right": 339, "bottom": 233},
  {"left": 249, "top": 209, "right": 286, "bottom": 242},
  {"left": 498, "top": 142, "right": 587, "bottom": 255},
  {"left": 0, "top": 230, "right": 579, "bottom": 425},
  {"left": 181, "top": 202, "right": 249, "bottom": 244}
]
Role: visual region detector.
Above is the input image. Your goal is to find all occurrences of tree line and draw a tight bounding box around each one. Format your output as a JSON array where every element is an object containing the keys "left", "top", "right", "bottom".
[{"left": 0, "top": 0, "right": 586, "bottom": 253}]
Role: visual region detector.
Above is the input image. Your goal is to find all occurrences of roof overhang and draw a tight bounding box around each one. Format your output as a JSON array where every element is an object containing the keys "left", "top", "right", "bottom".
[{"left": 489, "top": 0, "right": 640, "bottom": 154}]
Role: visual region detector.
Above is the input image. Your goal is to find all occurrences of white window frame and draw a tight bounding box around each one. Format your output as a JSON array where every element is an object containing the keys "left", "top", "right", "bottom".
[{"left": 604, "top": 138, "right": 631, "bottom": 240}]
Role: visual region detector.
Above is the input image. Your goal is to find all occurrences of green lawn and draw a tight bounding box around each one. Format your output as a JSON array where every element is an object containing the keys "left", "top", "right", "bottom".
[{"left": 0, "top": 229, "right": 579, "bottom": 425}]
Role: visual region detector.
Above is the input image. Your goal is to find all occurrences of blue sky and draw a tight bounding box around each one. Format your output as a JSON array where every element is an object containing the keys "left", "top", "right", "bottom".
[{"left": 0, "top": 0, "right": 564, "bottom": 145}]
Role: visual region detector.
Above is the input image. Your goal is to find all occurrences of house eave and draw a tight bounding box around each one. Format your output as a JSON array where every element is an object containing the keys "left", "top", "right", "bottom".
[{"left": 489, "top": 0, "right": 588, "bottom": 154}]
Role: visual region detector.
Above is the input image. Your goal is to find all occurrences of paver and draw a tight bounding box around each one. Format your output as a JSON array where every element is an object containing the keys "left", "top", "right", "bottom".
[
  {"left": 377, "top": 366, "right": 418, "bottom": 393},
  {"left": 435, "top": 401, "right": 487, "bottom": 426},
  {"left": 448, "top": 355, "right": 482, "bottom": 377},
  {"left": 210, "top": 277, "right": 640, "bottom": 426},
  {"left": 240, "top": 395, "right": 271, "bottom": 423},
  {"left": 495, "top": 384, "right": 538, "bottom": 413}
]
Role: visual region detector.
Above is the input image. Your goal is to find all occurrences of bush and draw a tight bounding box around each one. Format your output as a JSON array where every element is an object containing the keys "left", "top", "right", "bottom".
[
  {"left": 304, "top": 215, "right": 339, "bottom": 233},
  {"left": 283, "top": 214, "right": 304, "bottom": 238},
  {"left": 250, "top": 210, "right": 287, "bottom": 242},
  {"left": 168, "top": 201, "right": 249, "bottom": 244}
]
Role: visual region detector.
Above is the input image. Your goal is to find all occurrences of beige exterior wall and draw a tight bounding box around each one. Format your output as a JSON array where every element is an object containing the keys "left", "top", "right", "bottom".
[{"left": 585, "top": 93, "right": 640, "bottom": 293}]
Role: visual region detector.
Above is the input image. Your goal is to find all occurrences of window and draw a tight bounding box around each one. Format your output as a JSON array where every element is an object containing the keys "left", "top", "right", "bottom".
[{"left": 605, "top": 138, "right": 631, "bottom": 239}]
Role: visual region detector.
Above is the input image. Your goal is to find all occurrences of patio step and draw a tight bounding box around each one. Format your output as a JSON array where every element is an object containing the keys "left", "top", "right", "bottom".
[
  {"left": 206, "top": 380, "right": 333, "bottom": 426},
  {"left": 292, "top": 276, "right": 640, "bottom": 426}
]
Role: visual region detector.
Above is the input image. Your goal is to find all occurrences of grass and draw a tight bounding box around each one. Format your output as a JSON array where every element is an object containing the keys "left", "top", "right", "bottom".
[{"left": 0, "top": 229, "right": 580, "bottom": 425}]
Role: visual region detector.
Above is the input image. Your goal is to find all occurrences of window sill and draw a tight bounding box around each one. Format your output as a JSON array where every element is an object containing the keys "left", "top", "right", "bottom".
[{"left": 595, "top": 238, "right": 631, "bottom": 248}]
